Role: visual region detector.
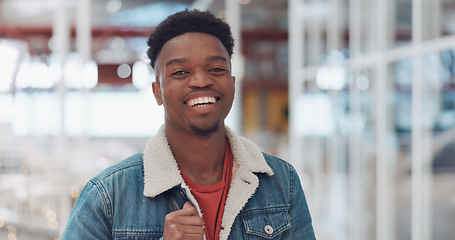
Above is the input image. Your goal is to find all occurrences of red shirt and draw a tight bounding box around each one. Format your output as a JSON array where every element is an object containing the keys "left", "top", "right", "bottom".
[{"left": 181, "top": 141, "right": 233, "bottom": 240}]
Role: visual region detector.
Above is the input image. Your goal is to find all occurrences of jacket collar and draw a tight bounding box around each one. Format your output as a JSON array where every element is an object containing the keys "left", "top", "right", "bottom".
[{"left": 142, "top": 124, "right": 273, "bottom": 197}]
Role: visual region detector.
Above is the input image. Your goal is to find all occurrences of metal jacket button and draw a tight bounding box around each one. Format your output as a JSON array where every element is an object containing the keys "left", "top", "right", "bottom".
[{"left": 264, "top": 224, "right": 274, "bottom": 235}]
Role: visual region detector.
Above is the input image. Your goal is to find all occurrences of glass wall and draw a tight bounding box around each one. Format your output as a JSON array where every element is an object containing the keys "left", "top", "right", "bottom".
[{"left": 289, "top": 0, "right": 455, "bottom": 240}]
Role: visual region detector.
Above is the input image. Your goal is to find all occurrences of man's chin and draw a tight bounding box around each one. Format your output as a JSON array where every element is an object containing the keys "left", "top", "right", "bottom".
[{"left": 190, "top": 122, "right": 221, "bottom": 137}]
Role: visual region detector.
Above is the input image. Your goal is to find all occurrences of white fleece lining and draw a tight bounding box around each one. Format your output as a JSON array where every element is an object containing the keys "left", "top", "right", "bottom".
[
  {"left": 142, "top": 124, "right": 274, "bottom": 240},
  {"left": 142, "top": 125, "right": 183, "bottom": 197}
]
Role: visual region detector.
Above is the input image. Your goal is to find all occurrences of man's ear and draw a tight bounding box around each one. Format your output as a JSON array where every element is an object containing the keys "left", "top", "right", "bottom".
[{"left": 152, "top": 81, "right": 163, "bottom": 105}]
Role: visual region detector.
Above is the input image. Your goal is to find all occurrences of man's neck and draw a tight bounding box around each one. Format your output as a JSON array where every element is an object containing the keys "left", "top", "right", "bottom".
[{"left": 166, "top": 126, "right": 227, "bottom": 186}]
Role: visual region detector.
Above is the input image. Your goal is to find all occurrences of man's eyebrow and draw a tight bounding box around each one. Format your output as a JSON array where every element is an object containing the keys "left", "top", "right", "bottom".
[
  {"left": 165, "top": 56, "right": 227, "bottom": 67},
  {"left": 207, "top": 55, "right": 227, "bottom": 62},
  {"left": 165, "top": 58, "right": 188, "bottom": 67}
]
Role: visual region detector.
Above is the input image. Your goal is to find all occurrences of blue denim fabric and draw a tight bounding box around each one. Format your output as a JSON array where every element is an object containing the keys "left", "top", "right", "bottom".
[{"left": 62, "top": 153, "right": 315, "bottom": 240}]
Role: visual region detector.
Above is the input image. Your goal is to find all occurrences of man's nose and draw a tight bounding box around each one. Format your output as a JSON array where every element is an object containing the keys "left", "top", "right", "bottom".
[{"left": 188, "top": 70, "right": 213, "bottom": 88}]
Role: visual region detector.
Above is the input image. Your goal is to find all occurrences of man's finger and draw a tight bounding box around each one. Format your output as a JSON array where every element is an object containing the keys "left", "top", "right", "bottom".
[
  {"left": 182, "top": 201, "right": 192, "bottom": 209},
  {"left": 174, "top": 202, "right": 199, "bottom": 217}
]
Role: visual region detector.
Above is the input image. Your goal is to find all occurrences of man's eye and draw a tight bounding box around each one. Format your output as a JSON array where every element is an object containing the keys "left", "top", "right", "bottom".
[
  {"left": 171, "top": 70, "right": 188, "bottom": 76},
  {"left": 210, "top": 68, "right": 226, "bottom": 73}
]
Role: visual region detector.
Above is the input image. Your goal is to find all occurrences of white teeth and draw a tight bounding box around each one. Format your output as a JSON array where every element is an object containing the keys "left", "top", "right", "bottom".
[{"left": 187, "top": 97, "right": 217, "bottom": 107}]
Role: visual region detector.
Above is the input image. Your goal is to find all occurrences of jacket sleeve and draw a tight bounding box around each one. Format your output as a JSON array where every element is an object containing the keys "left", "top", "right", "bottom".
[
  {"left": 61, "top": 180, "right": 113, "bottom": 240},
  {"left": 288, "top": 166, "right": 316, "bottom": 239}
]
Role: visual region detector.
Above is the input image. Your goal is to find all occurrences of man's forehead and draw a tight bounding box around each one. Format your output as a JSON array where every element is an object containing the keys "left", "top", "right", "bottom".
[{"left": 161, "top": 32, "right": 226, "bottom": 52}]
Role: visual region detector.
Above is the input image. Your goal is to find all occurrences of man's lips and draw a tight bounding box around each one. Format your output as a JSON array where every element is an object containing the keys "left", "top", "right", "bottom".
[{"left": 185, "top": 96, "right": 219, "bottom": 107}]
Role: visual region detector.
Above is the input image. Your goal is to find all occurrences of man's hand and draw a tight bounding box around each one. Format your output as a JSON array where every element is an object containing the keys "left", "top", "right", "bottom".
[{"left": 163, "top": 201, "right": 204, "bottom": 240}]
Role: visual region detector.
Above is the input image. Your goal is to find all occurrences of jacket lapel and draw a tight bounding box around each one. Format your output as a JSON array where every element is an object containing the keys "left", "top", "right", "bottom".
[
  {"left": 219, "top": 127, "right": 274, "bottom": 239},
  {"left": 142, "top": 125, "right": 183, "bottom": 198}
]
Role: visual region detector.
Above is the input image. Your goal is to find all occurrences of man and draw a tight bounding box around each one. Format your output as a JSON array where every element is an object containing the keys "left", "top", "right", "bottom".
[{"left": 62, "top": 9, "right": 315, "bottom": 240}]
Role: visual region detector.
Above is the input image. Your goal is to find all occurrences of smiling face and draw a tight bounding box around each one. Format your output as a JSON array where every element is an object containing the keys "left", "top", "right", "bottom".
[{"left": 152, "top": 32, "right": 236, "bottom": 136}]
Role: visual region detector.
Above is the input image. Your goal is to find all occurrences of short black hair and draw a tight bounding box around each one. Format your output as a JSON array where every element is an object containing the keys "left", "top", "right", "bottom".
[{"left": 146, "top": 9, "right": 235, "bottom": 69}]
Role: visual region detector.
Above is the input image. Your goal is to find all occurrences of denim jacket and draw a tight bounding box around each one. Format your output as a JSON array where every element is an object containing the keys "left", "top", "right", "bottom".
[{"left": 62, "top": 126, "right": 315, "bottom": 240}]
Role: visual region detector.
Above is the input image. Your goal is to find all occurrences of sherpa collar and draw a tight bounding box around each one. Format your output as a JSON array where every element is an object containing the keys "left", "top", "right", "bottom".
[{"left": 142, "top": 124, "right": 273, "bottom": 197}]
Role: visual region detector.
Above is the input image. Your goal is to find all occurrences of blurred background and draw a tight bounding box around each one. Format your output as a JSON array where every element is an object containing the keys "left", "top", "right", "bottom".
[{"left": 0, "top": 0, "right": 454, "bottom": 239}]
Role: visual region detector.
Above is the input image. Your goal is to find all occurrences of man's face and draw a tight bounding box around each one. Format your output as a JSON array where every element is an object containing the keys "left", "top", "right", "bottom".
[{"left": 152, "top": 32, "right": 235, "bottom": 136}]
